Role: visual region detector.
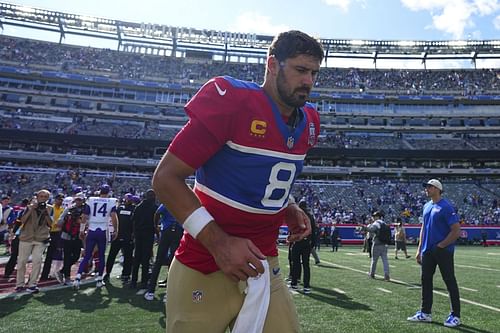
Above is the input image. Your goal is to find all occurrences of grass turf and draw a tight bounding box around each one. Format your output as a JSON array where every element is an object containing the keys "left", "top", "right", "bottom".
[{"left": 1, "top": 245, "right": 499, "bottom": 333}]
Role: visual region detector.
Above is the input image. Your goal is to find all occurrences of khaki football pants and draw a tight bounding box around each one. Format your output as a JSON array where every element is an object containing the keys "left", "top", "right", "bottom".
[{"left": 166, "top": 256, "right": 299, "bottom": 333}]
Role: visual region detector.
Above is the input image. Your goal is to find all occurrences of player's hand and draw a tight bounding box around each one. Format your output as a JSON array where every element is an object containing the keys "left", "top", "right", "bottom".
[
  {"left": 79, "top": 231, "right": 85, "bottom": 240},
  {"left": 415, "top": 252, "right": 422, "bottom": 265},
  {"left": 198, "top": 223, "right": 266, "bottom": 282},
  {"left": 285, "top": 203, "right": 311, "bottom": 242}
]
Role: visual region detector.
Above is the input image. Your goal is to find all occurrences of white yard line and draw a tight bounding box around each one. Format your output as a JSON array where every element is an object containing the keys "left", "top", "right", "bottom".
[
  {"left": 332, "top": 288, "right": 346, "bottom": 294},
  {"left": 377, "top": 288, "right": 392, "bottom": 293},
  {"left": 460, "top": 286, "right": 478, "bottom": 292},
  {"left": 455, "top": 264, "right": 500, "bottom": 272},
  {"left": 279, "top": 249, "right": 500, "bottom": 313}
]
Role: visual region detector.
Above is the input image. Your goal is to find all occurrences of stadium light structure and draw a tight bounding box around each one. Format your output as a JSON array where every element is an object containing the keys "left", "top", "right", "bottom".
[{"left": 1, "top": 2, "right": 500, "bottom": 68}]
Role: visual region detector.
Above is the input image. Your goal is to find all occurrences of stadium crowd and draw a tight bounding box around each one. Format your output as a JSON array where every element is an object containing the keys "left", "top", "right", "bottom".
[
  {"left": 1, "top": 166, "right": 498, "bottom": 228},
  {"left": 1, "top": 35, "right": 499, "bottom": 95}
]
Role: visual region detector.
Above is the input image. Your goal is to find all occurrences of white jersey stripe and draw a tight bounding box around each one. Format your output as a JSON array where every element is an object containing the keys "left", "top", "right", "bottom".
[
  {"left": 226, "top": 141, "right": 306, "bottom": 160},
  {"left": 195, "top": 182, "right": 286, "bottom": 215}
]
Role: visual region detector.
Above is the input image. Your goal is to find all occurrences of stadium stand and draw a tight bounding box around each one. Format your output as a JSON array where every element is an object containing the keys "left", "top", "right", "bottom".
[{"left": 0, "top": 7, "right": 497, "bottom": 230}]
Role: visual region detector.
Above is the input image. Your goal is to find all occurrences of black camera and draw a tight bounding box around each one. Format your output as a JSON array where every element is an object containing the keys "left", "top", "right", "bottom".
[
  {"left": 37, "top": 201, "right": 47, "bottom": 210},
  {"left": 70, "top": 206, "right": 83, "bottom": 218}
]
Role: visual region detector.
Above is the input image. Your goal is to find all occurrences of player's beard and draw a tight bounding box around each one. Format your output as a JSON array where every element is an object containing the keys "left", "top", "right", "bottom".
[{"left": 276, "top": 68, "right": 310, "bottom": 108}]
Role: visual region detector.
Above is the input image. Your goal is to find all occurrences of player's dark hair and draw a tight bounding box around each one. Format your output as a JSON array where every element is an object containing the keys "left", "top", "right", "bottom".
[{"left": 268, "top": 30, "right": 324, "bottom": 63}]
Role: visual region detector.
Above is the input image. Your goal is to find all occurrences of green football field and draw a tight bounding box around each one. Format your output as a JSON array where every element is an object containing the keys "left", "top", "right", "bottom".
[{"left": 1, "top": 245, "right": 499, "bottom": 333}]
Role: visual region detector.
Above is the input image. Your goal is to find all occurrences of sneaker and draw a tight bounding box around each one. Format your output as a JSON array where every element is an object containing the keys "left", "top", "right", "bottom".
[
  {"left": 144, "top": 292, "right": 155, "bottom": 301},
  {"left": 26, "top": 286, "right": 39, "bottom": 294},
  {"left": 73, "top": 278, "right": 81, "bottom": 290},
  {"left": 406, "top": 255, "right": 411, "bottom": 259},
  {"left": 384, "top": 275, "right": 391, "bottom": 282},
  {"left": 407, "top": 311, "right": 432, "bottom": 322},
  {"left": 14, "top": 286, "right": 24, "bottom": 293},
  {"left": 289, "top": 284, "right": 298, "bottom": 290},
  {"left": 303, "top": 287, "right": 311, "bottom": 294},
  {"left": 444, "top": 314, "right": 461, "bottom": 328},
  {"left": 55, "top": 271, "right": 64, "bottom": 284},
  {"left": 96, "top": 280, "right": 103, "bottom": 288},
  {"left": 395, "top": 257, "right": 399, "bottom": 260}
]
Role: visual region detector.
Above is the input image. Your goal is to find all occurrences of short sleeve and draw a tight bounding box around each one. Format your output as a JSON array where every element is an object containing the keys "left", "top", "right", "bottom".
[{"left": 168, "top": 77, "right": 239, "bottom": 169}]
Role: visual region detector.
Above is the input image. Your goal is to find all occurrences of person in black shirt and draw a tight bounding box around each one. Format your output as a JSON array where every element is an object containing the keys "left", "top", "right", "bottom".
[
  {"left": 105, "top": 193, "right": 136, "bottom": 283},
  {"left": 57, "top": 193, "right": 87, "bottom": 284},
  {"left": 130, "top": 189, "right": 158, "bottom": 289},
  {"left": 290, "top": 200, "right": 317, "bottom": 294}
]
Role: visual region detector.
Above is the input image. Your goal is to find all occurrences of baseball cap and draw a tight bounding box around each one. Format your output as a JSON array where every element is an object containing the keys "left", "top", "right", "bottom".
[
  {"left": 74, "top": 192, "right": 85, "bottom": 200},
  {"left": 423, "top": 179, "right": 443, "bottom": 191},
  {"left": 124, "top": 193, "right": 134, "bottom": 201},
  {"left": 99, "top": 184, "right": 110, "bottom": 195},
  {"left": 372, "top": 210, "right": 384, "bottom": 218}
]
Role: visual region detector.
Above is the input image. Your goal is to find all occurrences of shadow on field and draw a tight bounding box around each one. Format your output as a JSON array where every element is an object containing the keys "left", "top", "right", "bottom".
[
  {"left": 453, "top": 324, "right": 496, "bottom": 333},
  {"left": 0, "top": 292, "right": 31, "bottom": 318},
  {"left": 424, "top": 322, "right": 494, "bottom": 333},
  {"left": 304, "top": 286, "right": 372, "bottom": 311},
  {"left": 31, "top": 279, "right": 165, "bottom": 317},
  {"left": 314, "top": 264, "right": 339, "bottom": 270}
]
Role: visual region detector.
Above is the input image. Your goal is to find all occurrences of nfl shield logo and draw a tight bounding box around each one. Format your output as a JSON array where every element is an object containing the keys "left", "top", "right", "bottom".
[
  {"left": 192, "top": 290, "right": 203, "bottom": 303},
  {"left": 286, "top": 136, "right": 294, "bottom": 149}
]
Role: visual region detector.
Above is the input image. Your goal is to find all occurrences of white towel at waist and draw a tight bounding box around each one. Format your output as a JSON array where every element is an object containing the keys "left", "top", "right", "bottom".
[{"left": 232, "top": 260, "right": 270, "bottom": 333}]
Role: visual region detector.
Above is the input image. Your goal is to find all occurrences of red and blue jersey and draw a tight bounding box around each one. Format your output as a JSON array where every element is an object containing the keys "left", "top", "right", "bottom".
[{"left": 169, "top": 76, "right": 320, "bottom": 273}]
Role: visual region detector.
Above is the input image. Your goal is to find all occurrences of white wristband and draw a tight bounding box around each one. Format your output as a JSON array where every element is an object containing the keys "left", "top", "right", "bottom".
[
  {"left": 183, "top": 206, "right": 214, "bottom": 239},
  {"left": 288, "top": 195, "right": 296, "bottom": 205}
]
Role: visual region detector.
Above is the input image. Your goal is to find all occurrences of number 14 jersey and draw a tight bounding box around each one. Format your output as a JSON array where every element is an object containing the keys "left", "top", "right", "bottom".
[{"left": 86, "top": 197, "right": 118, "bottom": 231}]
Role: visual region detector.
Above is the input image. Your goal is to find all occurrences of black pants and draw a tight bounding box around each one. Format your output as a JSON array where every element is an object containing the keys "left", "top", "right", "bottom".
[
  {"left": 421, "top": 247, "right": 461, "bottom": 317},
  {"left": 132, "top": 233, "right": 154, "bottom": 285},
  {"left": 148, "top": 226, "right": 183, "bottom": 292},
  {"left": 4, "top": 237, "right": 19, "bottom": 277},
  {"left": 331, "top": 236, "right": 339, "bottom": 251},
  {"left": 61, "top": 239, "right": 82, "bottom": 279},
  {"left": 41, "top": 231, "right": 61, "bottom": 279},
  {"left": 106, "top": 239, "right": 134, "bottom": 278},
  {"left": 291, "top": 240, "right": 311, "bottom": 288}
]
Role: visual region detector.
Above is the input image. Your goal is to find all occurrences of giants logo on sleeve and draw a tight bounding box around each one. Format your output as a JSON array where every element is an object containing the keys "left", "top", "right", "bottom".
[{"left": 308, "top": 122, "right": 316, "bottom": 146}]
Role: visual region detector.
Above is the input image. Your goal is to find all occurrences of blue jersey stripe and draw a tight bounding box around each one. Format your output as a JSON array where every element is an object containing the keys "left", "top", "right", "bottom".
[{"left": 196, "top": 143, "right": 303, "bottom": 212}]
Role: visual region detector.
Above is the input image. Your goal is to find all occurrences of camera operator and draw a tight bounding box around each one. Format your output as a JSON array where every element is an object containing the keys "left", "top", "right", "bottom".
[
  {"left": 56, "top": 192, "right": 87, "bottom": 284},
  {"left": 15, "top": 189, "right": 53, "bottom": 293}
]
